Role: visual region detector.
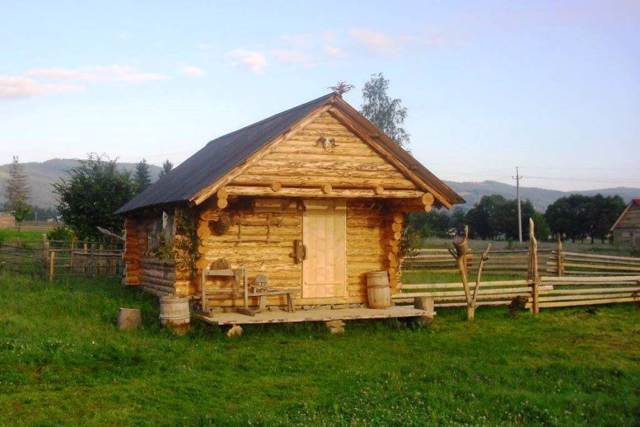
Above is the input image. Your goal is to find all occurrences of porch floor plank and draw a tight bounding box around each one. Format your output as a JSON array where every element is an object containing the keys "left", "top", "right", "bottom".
[{"left": 196, "top": 305, "right": 429, "bottom": 325}]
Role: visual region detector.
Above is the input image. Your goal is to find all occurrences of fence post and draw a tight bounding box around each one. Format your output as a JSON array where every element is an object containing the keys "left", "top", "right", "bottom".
[
  {"left": 48, "top": 251, "right": 55, "bottom": 281},
  {"left": 70, "top": 238, "right": 76, "bottom": 272},
  {"left": 556, "top": 237, "right": 564, "bottom": 277},
  {"left": 528, "top": 219, "right": 540, "bottom": 315},
  {"left": 42, "top": 234, "right": 49, "bottom": 260}
]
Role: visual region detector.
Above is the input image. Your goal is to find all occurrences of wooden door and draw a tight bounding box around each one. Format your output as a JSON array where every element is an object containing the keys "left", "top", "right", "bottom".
[{"left": 302, "top": 199, "right": 347, "bottom": 298}]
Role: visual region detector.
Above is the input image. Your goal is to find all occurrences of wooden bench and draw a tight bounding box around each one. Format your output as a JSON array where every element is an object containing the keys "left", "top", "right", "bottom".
[
  {"left": 200, "top": 268, "right": 245, "bottom": 314},
  {"left": 244, "top": 273, "right": 296, "bottom": 315}
]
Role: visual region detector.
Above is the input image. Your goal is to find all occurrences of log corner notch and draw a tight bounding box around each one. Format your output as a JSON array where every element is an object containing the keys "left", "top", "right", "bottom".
[
  {"left": 422, "top": 192, "right": 435, "bottom": 212},
  {"left": 216, "top": 188, "right": 228, "bottom": 209},
  {"left": 270, "top": 182, "right": 282, "bottom": 193}
]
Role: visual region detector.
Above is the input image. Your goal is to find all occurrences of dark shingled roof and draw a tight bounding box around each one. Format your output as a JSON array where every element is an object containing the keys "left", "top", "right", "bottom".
[
  {"left": 116, "top": 93, "right": 335, "bottom": 214},
  {"left": 117, "top": 93, "right": 464, "bottom": 214}
]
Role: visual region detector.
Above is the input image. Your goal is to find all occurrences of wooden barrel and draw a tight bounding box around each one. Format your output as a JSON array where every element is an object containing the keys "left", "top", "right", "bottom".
[
  {"left": 159, "top": 296, "right": 190, "bottom": 332},
  {"left": 366, "top": 271, "right": 391, "bottom": 309}
]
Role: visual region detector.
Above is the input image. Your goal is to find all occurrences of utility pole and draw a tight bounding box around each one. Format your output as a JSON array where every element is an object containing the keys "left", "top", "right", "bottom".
[{"left": 513, "top": 167, "right": 523, "bottom": 243}]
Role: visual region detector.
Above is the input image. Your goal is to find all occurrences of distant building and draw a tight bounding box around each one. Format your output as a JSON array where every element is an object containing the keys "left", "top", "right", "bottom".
[
  {"left": 610, "top": 198, "right": 640, "bottom": 247},
  {"left": 0, "top": 213, "right": 16, "bottom": 229}
]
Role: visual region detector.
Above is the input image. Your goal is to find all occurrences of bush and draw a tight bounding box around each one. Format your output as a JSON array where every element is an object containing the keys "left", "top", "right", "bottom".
[{"left": 47, "top": 226, "right": 75, "bottom": 242}]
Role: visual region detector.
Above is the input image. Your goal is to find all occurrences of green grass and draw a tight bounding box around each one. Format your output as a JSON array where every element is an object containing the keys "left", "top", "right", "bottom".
[
  {"left": 0, "top": 229, "right": 44, "bottom": 246},
  {"left": 1, "top": 273, "right": 639, "bottom": 426}
]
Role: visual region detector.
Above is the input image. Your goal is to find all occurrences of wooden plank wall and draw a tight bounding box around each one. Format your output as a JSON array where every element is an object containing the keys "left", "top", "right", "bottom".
[{"left": 616, "top": 205, "right": 640, "bottom": 229}]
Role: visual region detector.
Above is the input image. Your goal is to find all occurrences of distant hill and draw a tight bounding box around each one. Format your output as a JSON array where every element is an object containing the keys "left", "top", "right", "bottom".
[
  {"left": 0, "top": 159, "right": 161, "bottom": 208},
  {"left": 0, "top": 159, "right": 637, "bottom": 211},
  {"left": 446, "top": 180, "right": 639, "bottom": 211}
]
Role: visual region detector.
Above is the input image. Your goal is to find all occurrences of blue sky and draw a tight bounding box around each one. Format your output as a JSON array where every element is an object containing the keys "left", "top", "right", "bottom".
[{"left": 1, "top": 0, "right": 638, "bottom": 191}]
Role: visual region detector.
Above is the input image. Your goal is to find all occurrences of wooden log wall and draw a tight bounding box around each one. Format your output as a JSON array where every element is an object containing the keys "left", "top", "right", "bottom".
[
  {"left": 197, "top": 198, "right": 303, "bottom": 308},
  {"left": 124, "top": 214, "right": 180, "bottom": 295},
  {"left": 124, "top": 217, "right": 144, "bottom": 285},
  {"left": 196, "top": 197, "right": 397, "bottom": 308},
  {"left": 140, "top": 257, "right": 177, "bottom": 296},
  {"left": 229, "top": 111, "right": 419, "bottom": 194},
  {"left": 346, "top": 200, "right": 386, "bottom": 302}
]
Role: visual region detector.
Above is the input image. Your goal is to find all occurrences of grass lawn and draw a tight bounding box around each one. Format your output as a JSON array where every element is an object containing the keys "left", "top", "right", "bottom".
[
  {"left": 0, "top": 229, "right": 44, "bottom": 246},
  {"left": 0, "top": 273, "right": 639, "bottom": 426}
]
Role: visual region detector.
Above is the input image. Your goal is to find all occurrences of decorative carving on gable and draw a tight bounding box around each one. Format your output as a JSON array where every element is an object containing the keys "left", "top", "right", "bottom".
[{"left": 315, "top": 136, "right": 337, "bottom": 152}]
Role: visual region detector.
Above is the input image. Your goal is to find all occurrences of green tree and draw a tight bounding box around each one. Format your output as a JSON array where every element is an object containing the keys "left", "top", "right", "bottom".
[
  {"left": 406, "top": 210, "right": 450, "bottom": 238},
  {"left": 465, "top": 195, "right": 507, "bottom": 239},
  {"left": 545, "top": 195, "right": 591, "bottom": 242},
  {"left": 531, "top": 212, "right": 551, "bottom": 241},
  {"left": 360, "top": 73, "right": 410, "bottom": 147},
  {"left": 587, "top": 194, "right": 626, "bottom": 243},
  {"left": 53, "top": 155, "right": 135, "bottom": 240},
  {"left": 4, "top": 156, "right": 31, "bottom": 230},
  {"left": 159, "top": 159, "right": 173, "bottom": 178},
  {"left": 134, "top": 159, "right": 151, "bottom": 193},
  {"left": 448, "top": 207, "right": 466, "bottom": 234},
  {"left": 497, "top": 199, "right": 536, "bottom": 241}
]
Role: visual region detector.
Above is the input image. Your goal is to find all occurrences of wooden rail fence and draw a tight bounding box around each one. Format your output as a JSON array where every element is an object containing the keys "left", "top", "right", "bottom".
[
  {"left": 403, "top": 245, "right": 640, "bottom": 277},
  {"left": 402, "top": 248, "right": 553, "bottom": 275},
  {"left": 547, "top": 251, "right": 640, "bottom": 276},
  {"left": 393, "top": 275, "right": 640, "bottom": 310},
  {"left": 0, "top": 237, "right": 123, "bottom": 280},
  {"left": 46, "top": 248, "right": 123, "bottom": 280}
]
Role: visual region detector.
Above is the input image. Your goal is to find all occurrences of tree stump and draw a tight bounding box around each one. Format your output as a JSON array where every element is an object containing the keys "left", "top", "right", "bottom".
[
  {"left": 325, "top": 320, "right": 345, "bottom": 334},
  {"left": 226, "top": 325, "right": 243, "bottom": 338},
  {"left": 118, "top": 308, "right": 141, "bottom": 331}
]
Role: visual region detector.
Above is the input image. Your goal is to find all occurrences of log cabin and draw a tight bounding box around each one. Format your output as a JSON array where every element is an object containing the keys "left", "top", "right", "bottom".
[
  {"left": 610, "top": 198, "right": 640, "bottom": 248},
  {"left": 116, "top": 93, "right": 463, "bottom": 325}
]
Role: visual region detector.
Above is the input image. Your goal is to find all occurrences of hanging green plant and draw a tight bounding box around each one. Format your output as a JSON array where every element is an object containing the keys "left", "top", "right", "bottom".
[{"left": 174, "top": 208, "right": 200, "bottom": 276}]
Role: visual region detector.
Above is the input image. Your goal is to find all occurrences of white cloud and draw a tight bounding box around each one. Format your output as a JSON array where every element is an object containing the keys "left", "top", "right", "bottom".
[
  {"left": 227, "top": 49, "right": 267, "bottom": 74},
  {"left": 0, "top": 64, "right": 166, "bottom": 100},
  {"left": 0, "top": 75, "right": 81, "bottom": 99},
  {"left": 349, "top": 28, "right": 398, "bottom": 54},
  {"left": 271, "top": 49, "right": 315, "bottom": 68},
  {"left": 181, "top": 65, "right": 205, "bottom": 77},
  {"left": 27, "top": 65, "right": 167, "bottom": 83},
  {"left": 349, "top": 28, "right": 456, "bottom": 55},
  {"left": 324, "top": 45, "right": 347, "bottom": 59}
]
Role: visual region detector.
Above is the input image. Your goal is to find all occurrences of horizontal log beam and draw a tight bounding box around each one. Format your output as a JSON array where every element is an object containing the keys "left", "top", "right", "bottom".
[{"left": 224, "top": 185, "right": 424, "bottom": 199}]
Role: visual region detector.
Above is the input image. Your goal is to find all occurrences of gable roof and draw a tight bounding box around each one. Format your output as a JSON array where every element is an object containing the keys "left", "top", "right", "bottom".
[
  {"left": 610, "top": 198, "right": 640, "bottom": 231},
  {"left": 117, "top": 93, "right": 463, "bottom": 214}
]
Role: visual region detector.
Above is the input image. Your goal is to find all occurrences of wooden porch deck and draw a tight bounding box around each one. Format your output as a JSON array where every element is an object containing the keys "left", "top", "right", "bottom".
[{"left": 196, "top": 305, "right": 431, "bottom": 326}]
